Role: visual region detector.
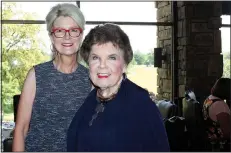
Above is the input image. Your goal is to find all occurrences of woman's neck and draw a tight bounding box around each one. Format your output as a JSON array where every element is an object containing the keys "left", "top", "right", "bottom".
[
  {"left": 54, "top": 55, "right": 78, "bottom": 74},
  {"left": 97, "top": 77, "right": 123, "bottom": 99}
]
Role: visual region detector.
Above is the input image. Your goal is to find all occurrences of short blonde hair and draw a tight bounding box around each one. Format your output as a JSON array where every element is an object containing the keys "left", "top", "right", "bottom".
[{"left": 45, "top": 3, "right": 85, "bottom": 33}]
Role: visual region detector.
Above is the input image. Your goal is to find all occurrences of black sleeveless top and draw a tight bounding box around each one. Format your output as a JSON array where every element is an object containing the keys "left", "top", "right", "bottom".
[{"left": 25, "top": 61, "right": 91, "bottom": 152}]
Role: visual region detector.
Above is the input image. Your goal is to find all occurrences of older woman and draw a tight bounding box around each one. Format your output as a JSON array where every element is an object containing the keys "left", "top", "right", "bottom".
[
  {"left": 12, "top": 3, "right": 91, "bottom": 152},
  {"left": 67, "top": 23, "right": 170, "bottom": 152}
]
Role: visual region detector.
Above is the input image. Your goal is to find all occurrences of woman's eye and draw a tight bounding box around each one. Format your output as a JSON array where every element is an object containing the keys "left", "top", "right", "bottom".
[
  {"left": 56, "top": 29, "right": 63, "bottom": 33},
  {"left": 109, "top": 56, "right": 116, "bottom": 60},
  {"left": 92, "top": 56, "right": 98, "bottom": 60}
]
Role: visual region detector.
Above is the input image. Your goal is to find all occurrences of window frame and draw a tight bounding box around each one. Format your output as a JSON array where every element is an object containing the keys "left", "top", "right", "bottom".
[{"left": 1, "top": 1, "right": 175, "bottom": 100}]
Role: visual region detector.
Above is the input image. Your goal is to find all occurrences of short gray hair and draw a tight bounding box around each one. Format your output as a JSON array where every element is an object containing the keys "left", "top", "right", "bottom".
[{"left": 45, "top": 3, "right": 85, "bottom": 33}]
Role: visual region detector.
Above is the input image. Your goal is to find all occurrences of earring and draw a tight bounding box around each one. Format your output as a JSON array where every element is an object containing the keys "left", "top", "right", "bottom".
[
  {"left": 50, "top": 44, "right": 55, "bottom": 52},
  {"left": 123, "top": 73, "right": 127, "bottom": 81}
]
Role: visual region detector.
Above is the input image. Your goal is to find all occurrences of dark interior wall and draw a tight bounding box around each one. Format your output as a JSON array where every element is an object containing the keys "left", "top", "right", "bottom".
[{"left": 222, "top": 1, "right": 231, "bottom": 15}]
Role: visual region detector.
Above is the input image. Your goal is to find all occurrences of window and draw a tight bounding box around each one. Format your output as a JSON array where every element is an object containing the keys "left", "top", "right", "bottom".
[
  {"left": 81, "top": 2, "right": 157, "bottom": 22},
  {"left": 221, "top": 15, "right": 230, "bottom": 78},
  {"left": 2, "top": 2, "right": 169, "bottom": 121},
  {"left": 2, "top": 2, "right": 76, "bottom": 20}
]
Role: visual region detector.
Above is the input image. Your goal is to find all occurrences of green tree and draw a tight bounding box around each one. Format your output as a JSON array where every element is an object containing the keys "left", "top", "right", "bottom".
[
  {"left": 2, "top": 2, "right": 50, "bottom": 114},
  {"left": 222, "top": 52, "right": 230, "bottom": 78},
  {"left": 133, "top": 51, "right": 146, "bottom": 65},
  {"left": 144, "top": 51, "right": 154, "bottom": 66}
]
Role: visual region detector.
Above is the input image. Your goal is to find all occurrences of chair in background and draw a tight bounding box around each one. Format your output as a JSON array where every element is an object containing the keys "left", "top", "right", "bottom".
[
  {"left": 182, "top": 90, "right": 207, "bottom": 151},
  {"left": 156, "top": 100, "right": 178, "bottom": 120}
]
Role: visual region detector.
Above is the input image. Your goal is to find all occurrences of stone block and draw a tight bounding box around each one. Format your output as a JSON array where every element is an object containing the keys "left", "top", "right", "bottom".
[
  {"left": 185, "top": 5, "right": 194, "bottom": 19},
  {"left": 178, "top": 50, "right": 183, "bottom": 61},
  {"left": 159, "top": 69, "right": 168, "bottom": 78},
  {"left": 157, "top": 5, "right": 171, "bottom": 19},
  {"left": 167, "top": 69, "right": 171, "bottom": 79},
  {"left": 187, "top": 69, "right": 208, "bottom": 77},
  {"left": 163, "top": 79, "right": 172, "bottom": 92},
  {"left": 192, "top": 4, "right": 214, "bottom": 19},
  {"left": 177, "top": 1, "right": 185, "bottom": 7},
  {"left": 178, "top": 85, "right": 185, "bottom": 97},
  {"left": 182, "top": 19, "right": 190, "bottom": 37},
  {"left": 178, "top": 37, "right": 188, "bottom": 46},
  {"left": 167, "top": 15, "right": 172, "bottom": 22},
  {"left": 186, "top": 60, "right": 194, "bottom": 69},
  {"left": 178, "top": 76, "right": 186, "bottom": 85},
  {"left": 157, "top": 75, "right": 162, "bottom": 86},
  {"left": 208, "top": 54, "right": 223, "bottom": 77},
  {"left": 158, "top": 26, "right": 165, "bottom": 32},
  {"left": 158, "top": 29, "right": 171, "bottom": 40},
  {"left": 213, "top": 1, "right": 222, "bottom": 17},
  {"left": 163, "top": 92, "right": 171, "bottom": 99},
  {"left": 208, "top": 17, "right": 221, "bottom": 29},
  {"left": 156, "top": 94, "right": 163, "bottom": 100},
  {"left": 187, "top": 46, "right": 212, "bottom": 55},
  {"left": 165, "top": 26, "right": 172, "bottom": 30},
  {"left": 164, "top": 39, "right": 171, "bottom": 46},
  {"left": 191, "top": 33, "right": 213, "bottom": 46},
  {"left": 157, "top": 87, "right": 162, "bottom": 94},
  {"left": 177, "top": 46, "right": 183, "bottom": 50},
  {"left": 162, "top": 63, "right": 167, "bottom": 69},
  {"left": 157, "top": 40, "right": 163, "bottom": 48},
  {"left": 191, "top": 22, "right": 212, "bottom": 32},
  {"left": 213, "top": 30, "right": 221, "bottom": 53},
  {"left": 179, "top": 60, "right": 186, "bottom": 70},
  {"left": 157, "top": 1, "right": 169, "bottom": 8},
  {"left": 178, "top": 6, "right": 186, "bottom": 20},
  {"left": 178, "top": 21, "right": 183, "bottom": 37},
  {"left": 194, "top": 59, "right": 208, "bottom": 70}
]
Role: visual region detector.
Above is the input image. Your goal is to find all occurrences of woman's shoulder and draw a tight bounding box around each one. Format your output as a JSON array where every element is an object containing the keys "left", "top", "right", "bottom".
[
  {"left": 209, "top": 100, "right": 230, "bottom": 114},
  {"left": 33, "top": 60, "right": 52, "bottom": 71},
  {"left": 77, "top": 63, "right": 90, "bottom": 76},
  {"left": 125, "top": 79, "right": 150, "bottom": 97},
  {"left": 124, "top": 79, "right": 155, "bottom": 106}
]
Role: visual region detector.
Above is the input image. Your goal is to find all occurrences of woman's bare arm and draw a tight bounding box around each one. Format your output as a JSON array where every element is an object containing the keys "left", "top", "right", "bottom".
[
  {"left": 216, "top": 112, "right": 231, "bottom": 139},
  {"left": 12, "top": 68, "right": 36, "bottom": 152}
]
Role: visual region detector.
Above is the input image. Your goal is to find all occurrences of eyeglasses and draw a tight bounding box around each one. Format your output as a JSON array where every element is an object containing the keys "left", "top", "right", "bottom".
[{"left": 51, "top": 27, "right": 83, "bottom": 38}]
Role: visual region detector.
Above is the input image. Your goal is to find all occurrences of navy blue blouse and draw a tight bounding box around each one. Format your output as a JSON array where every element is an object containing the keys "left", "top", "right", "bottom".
[{"left": 67, "top": 79, "right": 170, "bottom": 152}]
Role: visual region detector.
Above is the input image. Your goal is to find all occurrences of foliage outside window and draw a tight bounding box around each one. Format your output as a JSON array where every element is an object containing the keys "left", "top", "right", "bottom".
[{"left": 2, "top": 3, "right": 50, "bottom": 115}]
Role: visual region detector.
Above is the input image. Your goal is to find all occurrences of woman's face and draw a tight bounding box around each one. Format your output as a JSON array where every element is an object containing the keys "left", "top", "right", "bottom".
[
  {"left": 89, "top": 42, "right": 127, "bottom": 90},
  {"left": 50, "top": 16, "right": 83, "bottom": 56}
]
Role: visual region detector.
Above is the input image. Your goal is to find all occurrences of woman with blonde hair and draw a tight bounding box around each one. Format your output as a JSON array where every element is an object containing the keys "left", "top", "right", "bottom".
[{"left": 12, "top": 3, "right": 91, "bottom": 151}]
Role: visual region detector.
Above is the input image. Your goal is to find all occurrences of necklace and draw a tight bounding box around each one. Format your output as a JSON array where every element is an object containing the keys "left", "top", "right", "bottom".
[
  {"left": 97, "top": 91, "right": 117, "bottom": 102},
  {"left": 96, "top": 82, "right": 122, "bottom": 102}
]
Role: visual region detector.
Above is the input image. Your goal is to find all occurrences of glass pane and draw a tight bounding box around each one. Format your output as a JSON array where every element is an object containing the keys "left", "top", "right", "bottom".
[
  {"left": 81, "top": 2, "right": 157, "bottom": 22},
  {"left": 2, "top": 23, "right": 51, "bottom": 121},
  {"left": 221, "top": 15, "right": 230, "bottom": 25},
  {"left": 2, "top": 2, "right": 77, "bottom": 20},
  {"left": 221, "top": 27, "right": 230, "bottom": 53},
  {"left": 220, "top": 27, "right": 230, "bottom": 78}
]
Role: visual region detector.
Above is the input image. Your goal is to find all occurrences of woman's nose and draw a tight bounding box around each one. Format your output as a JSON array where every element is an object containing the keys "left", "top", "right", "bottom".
[
  {"left": 99, "top": 59, "right": 107, "bottom": 68},
  {"left": 64, "top": 32, "right": 70, "bottom": 40}
]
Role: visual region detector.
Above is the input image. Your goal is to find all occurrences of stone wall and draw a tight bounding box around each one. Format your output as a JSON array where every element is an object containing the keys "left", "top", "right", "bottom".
[
  {"left": 156, "top": 1, "right": 172, "bottom": 100},
  {"left": 156, "top": 1, "right": 223, "bottom": 102}
]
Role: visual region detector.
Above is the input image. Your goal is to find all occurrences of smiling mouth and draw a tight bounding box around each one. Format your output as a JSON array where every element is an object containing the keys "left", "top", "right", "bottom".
[
  {"left": 97, "top": 73, "right": 110, "bottom": 78},
  {"left": 62, "top": 43, "right": 73, "bottom": 47}
]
